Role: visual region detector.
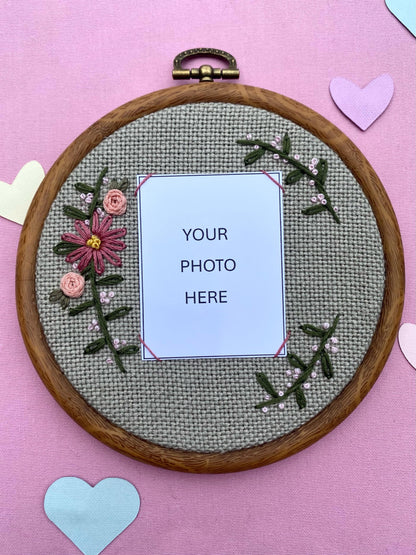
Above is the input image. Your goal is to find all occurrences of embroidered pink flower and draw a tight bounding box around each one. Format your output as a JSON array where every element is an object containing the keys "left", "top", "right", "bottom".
[
  {"left": 60, "top": 272, "right": 85, "bottom": 298},
  {"left": 103, "top": 189, "right": 127, "bottom": 216},
  {"left": 62, "top": 212, "right": 127, "bottom": 275}
]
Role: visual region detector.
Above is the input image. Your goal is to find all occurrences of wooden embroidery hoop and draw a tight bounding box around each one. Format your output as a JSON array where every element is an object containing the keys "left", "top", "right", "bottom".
[{"left": 16, "top": 50, "right": 404, "bottom": 473}]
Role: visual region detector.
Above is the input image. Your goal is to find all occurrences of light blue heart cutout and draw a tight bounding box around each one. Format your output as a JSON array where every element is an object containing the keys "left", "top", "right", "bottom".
[{"left": 44, "top": 477, "right": 140, "bottom": 555}]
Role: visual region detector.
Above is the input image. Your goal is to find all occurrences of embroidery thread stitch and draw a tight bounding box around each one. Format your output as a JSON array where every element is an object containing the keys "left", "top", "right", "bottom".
[
  {"left": 237, "top": 133, "right": 340, "bottom": 224},
  {"left": 50, "top": 168, "right": 139, "bottom": 373},
  {"left": 256, "top": 315, "right": 340, "bottom": 412}
]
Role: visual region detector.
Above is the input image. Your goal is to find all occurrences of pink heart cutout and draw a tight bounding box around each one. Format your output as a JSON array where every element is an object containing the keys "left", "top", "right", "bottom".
[
  {"left": 330, "top": 74, "right": 394, "bottom": 130},
  {"left": 398, "top": 323, "right": 416, "bottom": 370}
]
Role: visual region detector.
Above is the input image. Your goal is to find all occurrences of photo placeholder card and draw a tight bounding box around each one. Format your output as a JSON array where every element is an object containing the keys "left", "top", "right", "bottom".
[{"left": 137, "top": 172, "right": 286, "bottom": 360}]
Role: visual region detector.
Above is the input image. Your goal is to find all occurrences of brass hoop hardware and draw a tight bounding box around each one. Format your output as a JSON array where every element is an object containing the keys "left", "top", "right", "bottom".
[{"left": 172, "top": 48, "right": 239, "bottom": 82}]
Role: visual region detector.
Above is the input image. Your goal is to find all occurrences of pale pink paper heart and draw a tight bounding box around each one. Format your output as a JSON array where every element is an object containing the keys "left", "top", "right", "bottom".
[
  {"left": 398, "top": 323, "right": 416, "bottom": 370},
  {"left": 329, "top": 74, "right": 394, "bottom": 130}
]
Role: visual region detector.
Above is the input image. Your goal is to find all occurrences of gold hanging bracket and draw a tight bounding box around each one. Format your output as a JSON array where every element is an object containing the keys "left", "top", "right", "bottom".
[{"left": 172, "top": 48, "right": 239, "bottom": 82}]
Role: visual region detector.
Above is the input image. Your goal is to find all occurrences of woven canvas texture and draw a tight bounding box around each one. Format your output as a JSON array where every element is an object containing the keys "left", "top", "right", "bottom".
[{"left": 35, "top": 102, "right": 385, "bottom": 453}]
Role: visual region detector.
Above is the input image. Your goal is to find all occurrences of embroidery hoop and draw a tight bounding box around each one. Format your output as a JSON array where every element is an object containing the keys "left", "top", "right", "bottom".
[{"left": 16, "top": 50, "right": 404, "bottom": 473}]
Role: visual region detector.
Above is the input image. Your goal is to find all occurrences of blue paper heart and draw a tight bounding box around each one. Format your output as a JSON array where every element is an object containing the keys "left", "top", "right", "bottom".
[
  {"left": 44, "top": 477, "right": 140, "bottom": 555},
  {"left": 385, "top": 0, "right": 416, "bottom": 37}
]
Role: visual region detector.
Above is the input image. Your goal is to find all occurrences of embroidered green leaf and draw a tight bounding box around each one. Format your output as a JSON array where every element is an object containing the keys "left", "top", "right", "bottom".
[
  {"left": 53, "top": 241, "right": 81, "bottom": 255},
  {"left": 244, "top": 148, "right": 265, "bottom": 166},
  {"left": 255, "top": 315, "right": 340, "bottom": 412},
  {"left": 117, "top": 345, "right": 140, "bottom": 355},
  {"left": 84, "top": 337, "right": 106, "bottom": 354},
  {"left": 49, "top": 289, "right": 63, "bottom": 303},
  {"left": 63, "top": 206, "right": 88, "bottom": 220},
  {"left": 316, "top": 159, "right": 328, "bottom": 182},
  {"left": 302, "top": 204, "right": 326, "bottom": 216},
  {"left": 295, "top": 387, "right": 307, "bottom": 409},
  {"left": 104, "top": 306, "right": 132, "bottom": 321},
  {"left": 68, "top": 300, "right": 95, "bottom": 316},
  {"left": 287, "top": 353, "right": 307, "bottom": 370},
  {"left": 256, "top": 372, "right": 278, "bottom": 397},
  {"left": 282, "top": 133, "right": 291, "bottom": 155},
  {"left": 285, "top": 169, "right": 304, "bottom": 184},
  {"left": 237, "top": 134, "right": 340, "bottom": 224},
  {"left": 60, "top": 296, "right": 70, "bottom": 309},
  {"left": 299, "top": 324, "right": 325, "bottom": 337},
  {"left": 321, "top": 351, "right": 333, "bottom": 379},
  {"left": 111, "top": 178, "right": 129, "bottom": 192},
  {"left": 96, "top": 275, "right": 124, "bottom": 286},
  {"left": 74, "top": 182, "right": 94, "bottom": 193}
]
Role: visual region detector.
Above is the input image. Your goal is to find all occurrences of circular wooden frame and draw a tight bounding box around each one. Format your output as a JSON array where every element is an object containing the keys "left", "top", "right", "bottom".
[{"left": 16, "top": 83, "right": 404, "bottom": 473}]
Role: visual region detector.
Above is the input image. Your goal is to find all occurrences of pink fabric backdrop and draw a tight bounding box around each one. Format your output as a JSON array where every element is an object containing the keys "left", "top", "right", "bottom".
[{"left": 1, "top": 1, "right": 414, "bottom": 553}]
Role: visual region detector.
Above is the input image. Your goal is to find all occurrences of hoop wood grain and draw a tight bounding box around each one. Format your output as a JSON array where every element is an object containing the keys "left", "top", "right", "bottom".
[{"left": 16, "top": 83, "right": 404, "bottom": 473}]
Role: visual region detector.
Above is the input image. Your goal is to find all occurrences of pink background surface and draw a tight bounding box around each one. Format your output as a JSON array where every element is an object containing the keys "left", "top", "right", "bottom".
[{"left": 0, "top": 1, "right": 415, "bottom": 554}]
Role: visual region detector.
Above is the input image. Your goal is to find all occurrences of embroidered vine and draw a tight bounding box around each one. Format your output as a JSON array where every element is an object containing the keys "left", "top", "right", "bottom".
[
  {"left": 256, "top": 314, "right": 340, "bottom": 412},
  {"left": 49, "top": 167, "right": 138, "bottom": 373},
  {"left": 237, "top": 133, "right": 340, "bottom": 224}
]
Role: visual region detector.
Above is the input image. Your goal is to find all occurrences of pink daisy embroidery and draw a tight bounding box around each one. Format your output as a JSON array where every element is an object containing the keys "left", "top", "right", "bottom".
[{"left": 61, "top": 212, "right": 126, "bottom": 274}]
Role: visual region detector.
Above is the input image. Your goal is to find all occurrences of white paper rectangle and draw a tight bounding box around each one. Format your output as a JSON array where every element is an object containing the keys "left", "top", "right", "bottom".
[{"left": 137, "top": 172, "right": 286, "bottom": 360}]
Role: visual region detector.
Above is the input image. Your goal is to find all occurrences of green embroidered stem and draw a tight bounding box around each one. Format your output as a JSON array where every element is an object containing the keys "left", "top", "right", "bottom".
[
  {"left": 88, "top": 264, "right": 127, "bottom": 373},
  {"left": 256, "top": 314, "right": 340, "bottom": 410},
  {"left": 88, "top": 167, "right": 108, "bottom": 218},
  {"left": 237, "top": 138, "right": 340, "bottom": 224}
]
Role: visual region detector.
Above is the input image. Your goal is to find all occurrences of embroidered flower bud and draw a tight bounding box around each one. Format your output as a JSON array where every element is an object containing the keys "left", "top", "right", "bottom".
[
  {"left": 264, "top": 394, "right": 271, "bottom": 401},
  {"left": 311, "top": 345, "right": 318, "bottom": 352},
  {"left": 273, "top": 153, "right": 280, "bottom": 159},
  {"left": 312, "top": 158, "right": 318, "bottom": 165},
  {"left": 303, "top": 383, "right": 311, "bottom": 389},
  {"left": 246, "top": 133, "right": 253, "bottom": 140},
  {"left": 253, "top": 144, "right": 260, "bottom": 150},
  {"left": 278, "top": 391, "right": 284, "bottom": 397},
  {"left": 330, "top": 337, "right": 338, "bottom": 344},
  {"left": 322, "top": 322, "right": 330, "bottom": 329},
  {"left": 106, "top": 357, "right": 114, "bottom": 365},
  {"left": 312, "top": 169, "right": 318, "bottom": 175},
  {"left": 60, "top": 272, "right": 85, "bottom": 298},
  {"left": 287, "top": 382, "right": 292, "bottom": 387},
  {"left": 294, "top": 154, "right": 300, "bottom": 160},
  {"left": 321, "top": 199, "right": 327, "bottom": 205},
  {"left": 330, "top": 346, "right": 339, "bottom": 354},
  {"left": 311, "top": 196, "right": 317, "bottom": 203},
  {"left": 311, "top": 372, "right": 317, "bottom": 378},
  {"left": 271, "top": 141, "right": 277, "bottom": 147},
  {"left": 278, "top": 403, "right": 285, "bottom": 410},
  {"left": 80, "top": 193, "right": 86, "bottom": 200},
  {"left": 309, "top": 180, "right": 315, "bottom": 186},
  {"left": 103, "top": 189, "right": 127, "bottom": 216},
  {"left": 325, "top": 343, "right": 330, "bottom": 350},
  {"left": 317, "top": 194, "right": 324, "bottom": 201},
  {"left": 275, "top": 135, "right": 281, "bottom": 142},
  {"left": 262, "top": 407, "right": 269, "bottom": 413},
  {"left": 286, "top": 369, "right": 292, "bottom": 376}
]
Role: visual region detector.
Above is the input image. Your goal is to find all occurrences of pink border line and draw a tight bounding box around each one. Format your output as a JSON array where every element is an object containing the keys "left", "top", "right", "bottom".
[
  {"left": 139, "top": 335, "right": 161, "bottom": 361},
  {"left": 273, "top": 331, "right": 291, "bottom": 358},
  {"left": 134, "top": 173, "right": 153, "bottom": 195},
  {"left": 261, "top": 169, "right": 285, "bottom": 193}
]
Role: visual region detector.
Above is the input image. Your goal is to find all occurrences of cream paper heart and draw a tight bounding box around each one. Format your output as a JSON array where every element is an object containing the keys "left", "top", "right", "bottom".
[{"left": 0, "top": 161, "right": 45, "bottom": 225}]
